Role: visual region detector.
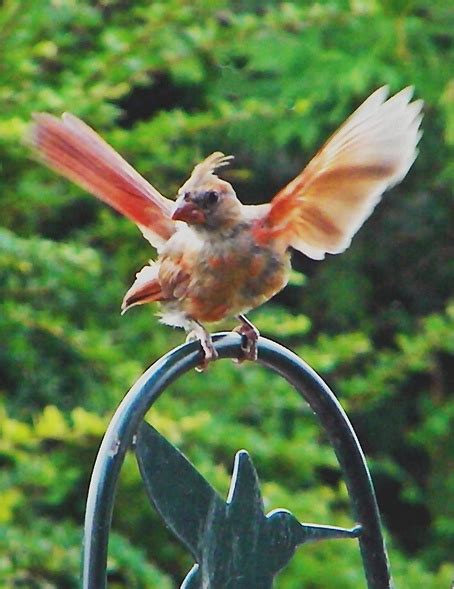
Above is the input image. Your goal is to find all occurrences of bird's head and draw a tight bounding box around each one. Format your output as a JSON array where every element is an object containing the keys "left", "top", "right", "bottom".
[{"left": 171, "top": 152, "right": 243, "bottom": 232}]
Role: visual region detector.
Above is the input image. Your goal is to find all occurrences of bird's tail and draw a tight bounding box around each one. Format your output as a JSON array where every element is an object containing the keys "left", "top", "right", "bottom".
[{"left": 121, "top": 263, "right": 165, "bottom": 314}]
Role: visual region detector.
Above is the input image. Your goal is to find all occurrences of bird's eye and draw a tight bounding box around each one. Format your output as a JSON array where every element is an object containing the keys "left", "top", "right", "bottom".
[
  {"left": 183, "top": 192, "right": 191, "bottom": 201},
  {"left": 205, "top": 190, "right": 219, "bottom": 205}
]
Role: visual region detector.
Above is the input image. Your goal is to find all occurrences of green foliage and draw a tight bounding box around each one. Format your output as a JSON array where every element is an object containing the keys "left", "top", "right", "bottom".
[{"left": 0, "top": 0, "right": 452, "bottom": 587}]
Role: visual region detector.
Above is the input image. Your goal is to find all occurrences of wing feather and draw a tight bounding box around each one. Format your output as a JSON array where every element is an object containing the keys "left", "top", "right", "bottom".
[
  {"left": 252, "top": 86, "right": 423, "bottom": 259},
  {"left": 27, "top": 113, "right": 175, "bottom": 248}
]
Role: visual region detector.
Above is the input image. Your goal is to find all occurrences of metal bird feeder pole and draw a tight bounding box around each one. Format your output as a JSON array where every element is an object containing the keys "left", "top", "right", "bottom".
[{"left": 82, "top": 333, "right": 393, "bottom": 588}]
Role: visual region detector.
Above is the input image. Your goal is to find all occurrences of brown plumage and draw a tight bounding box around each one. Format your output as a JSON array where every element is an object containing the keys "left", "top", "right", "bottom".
[{"left": 27, "top": 86, "right": 423, "bottom": 366}]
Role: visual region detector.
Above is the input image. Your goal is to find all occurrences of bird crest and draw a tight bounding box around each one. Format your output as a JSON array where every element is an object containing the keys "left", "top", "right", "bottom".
[{"left": 183, "top": 152, "right": 234, "bottom": 191}]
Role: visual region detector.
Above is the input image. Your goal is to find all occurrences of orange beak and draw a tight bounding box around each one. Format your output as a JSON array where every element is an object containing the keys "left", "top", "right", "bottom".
[{"left": 171, "top": 202, "right": 206, "bottom": 224}]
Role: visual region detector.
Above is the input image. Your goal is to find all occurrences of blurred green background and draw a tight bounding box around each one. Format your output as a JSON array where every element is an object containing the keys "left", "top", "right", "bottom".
[{"left": 0, "top": 0, "right": 453, "bottom": 587}]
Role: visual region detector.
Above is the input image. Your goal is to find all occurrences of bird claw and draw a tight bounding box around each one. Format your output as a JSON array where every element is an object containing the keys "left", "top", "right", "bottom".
[
  {"left": 233, "top": 315, "right": 260, "bottom": 363},
  {"left": 186, "top": 325, "right": 218, "bottom": 372},
  {"left": 195, "top": 341, "right": 218, "bottom": 373}
]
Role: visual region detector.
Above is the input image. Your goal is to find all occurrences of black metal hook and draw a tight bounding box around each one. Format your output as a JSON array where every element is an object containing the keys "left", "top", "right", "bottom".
[{"left": 82, "top": 332, "right": 393, "bottom": 588}]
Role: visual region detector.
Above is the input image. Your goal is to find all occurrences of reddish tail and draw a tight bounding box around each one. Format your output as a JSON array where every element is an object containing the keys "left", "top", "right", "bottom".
[{"left": 121, "top": 264, "right": 165, "bottom": 313}]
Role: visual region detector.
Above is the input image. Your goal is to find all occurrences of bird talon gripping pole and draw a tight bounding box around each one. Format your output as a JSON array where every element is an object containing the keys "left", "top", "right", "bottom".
[{"left": 82, "top": 334, "right": 393, "bottom": 588}]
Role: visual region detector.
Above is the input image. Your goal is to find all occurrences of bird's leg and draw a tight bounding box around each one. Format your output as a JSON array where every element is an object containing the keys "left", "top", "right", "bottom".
[
  {"left": 186, "top": 320, "right": 218, "bottom": 372},
  {"left": 233, "top": 314, "right": 260, "bottom": 362}
]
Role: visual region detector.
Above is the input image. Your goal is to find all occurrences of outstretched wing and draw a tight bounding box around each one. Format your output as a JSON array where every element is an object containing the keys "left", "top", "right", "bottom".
[
  {"left": 27, "top": 113, "right": 176, "bottom": 248},
  {"left": 251, "top": 87, "right": 423, "bottom": 259}
]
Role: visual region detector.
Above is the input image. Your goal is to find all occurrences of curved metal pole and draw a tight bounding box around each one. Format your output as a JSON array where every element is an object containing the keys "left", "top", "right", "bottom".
[{"left": 83, "top": 333, "right": 393, "bottom": 589}]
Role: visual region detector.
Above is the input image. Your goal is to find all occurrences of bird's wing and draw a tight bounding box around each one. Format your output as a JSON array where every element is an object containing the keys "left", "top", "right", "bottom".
[
  {"left": 250, "top": 87, "right": 423, "bottom": 259},
  {"left": 158, "top": 253, "right": 192, "bottom": 300},
  {"left": 27, "top": 113, "right": 176, "bottom": 248}
]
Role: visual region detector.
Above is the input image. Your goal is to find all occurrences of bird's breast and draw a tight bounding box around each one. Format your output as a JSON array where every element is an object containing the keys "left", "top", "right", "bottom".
[{"left": 178, "top": 229, "right": 290, "bottom": 322}]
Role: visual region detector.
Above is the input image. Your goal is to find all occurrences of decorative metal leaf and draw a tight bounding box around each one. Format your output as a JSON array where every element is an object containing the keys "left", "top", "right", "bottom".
[
  {"left": 136, "top": 421, "right": 361, "bottom": 588},
  {"left": 135, "top": 421, "right": 224, "bottom": 560}
]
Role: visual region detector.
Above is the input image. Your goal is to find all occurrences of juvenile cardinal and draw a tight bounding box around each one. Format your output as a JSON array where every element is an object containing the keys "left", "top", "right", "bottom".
[{"left": 28, "top": 86, "right": 423, "bottom": 366}]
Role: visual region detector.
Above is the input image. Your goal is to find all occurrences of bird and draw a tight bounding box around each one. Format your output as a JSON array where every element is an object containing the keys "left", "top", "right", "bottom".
[{"left": 27, "top": 86, "right": 423, "bottom": 367}]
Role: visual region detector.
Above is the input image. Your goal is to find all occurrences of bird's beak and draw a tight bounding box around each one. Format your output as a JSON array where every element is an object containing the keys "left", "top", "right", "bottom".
[{"left": 171, "top": 201, "right": 206, "bottom": 224}]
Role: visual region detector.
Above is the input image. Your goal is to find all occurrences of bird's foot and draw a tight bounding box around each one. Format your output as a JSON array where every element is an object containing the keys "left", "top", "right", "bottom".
[
  {"left": 186, "top": 322, "right": 218, "bottom": 372},
  {"left": 233, "top": 315, "right": 260, "bottom": 363}
]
